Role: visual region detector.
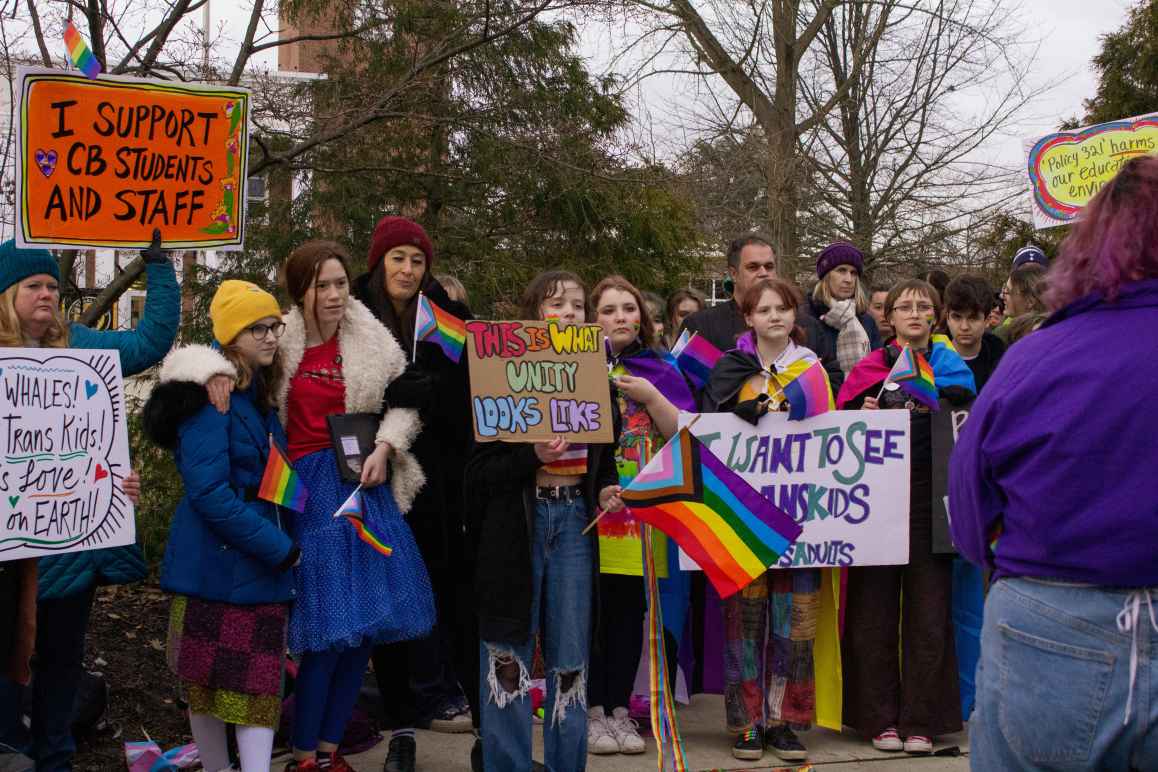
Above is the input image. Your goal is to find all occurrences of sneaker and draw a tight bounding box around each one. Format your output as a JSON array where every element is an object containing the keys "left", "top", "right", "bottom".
[
  {"left": 732, "top": 727, "right": 764, "bottom": 761},
  {"left": 424, "top": 696, "right": 474, "bottom": 733},
  {"left": 872, "top": 727, "right": 903, "bottom": 752},
  {"left": 765, "top": 725, "right": 807, "bottom": 761},
  {"left": 383, "top": 735, "right": 417, "bottom": 772},
  {"left": 610, "top": 707, "right": 645, "bottom": 754},
  {"left": 588, "top": 709, "right": 619, "bottom": 754},
  {"left": 284, "top": 761, "right": 320, "bottom": 771},
  {"left": 904, "top": 735, "right": 933, "bottom": 754}
]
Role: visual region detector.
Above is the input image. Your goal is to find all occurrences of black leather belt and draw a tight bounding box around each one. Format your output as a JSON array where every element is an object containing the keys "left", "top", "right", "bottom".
[{"left": 536, "top": 485, "right": 583, "bottom": 501}]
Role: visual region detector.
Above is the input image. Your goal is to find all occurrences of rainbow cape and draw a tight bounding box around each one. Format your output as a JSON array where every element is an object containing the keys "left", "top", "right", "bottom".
[
  {"left": 257, "top": 436, "right": 308, "bottom": 512},
  {"left": 885, "top": 345, "right": 939, "bottom": 410},
  {"left": 63, "top": 21, "right": 101, "bottom": 79},
  {"left": 675, "top": 332, "right": 724, "bottom": 390},
  {"left": 415, "top": 293, "right": 466, "bottom": 362},
  {"left": 620, "top": 426, "right": 802, "bottom": 598},
  {"left": 781, "top": 359, "right": 831, "bottom": 420},
  {"left": 836, "top": 334, "right": 975, "bottom": 408},
  {"left": 333, "top": 486, "right": 393, "bottom": 557}
]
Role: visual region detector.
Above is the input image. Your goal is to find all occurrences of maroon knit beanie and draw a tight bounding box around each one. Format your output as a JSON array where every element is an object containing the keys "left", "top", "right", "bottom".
[
  {"left": 816, "top": 241, "right": 864, "bottom": 279},
  {"left": 367, "top": 216, "right": 434, "bottom": 274}
]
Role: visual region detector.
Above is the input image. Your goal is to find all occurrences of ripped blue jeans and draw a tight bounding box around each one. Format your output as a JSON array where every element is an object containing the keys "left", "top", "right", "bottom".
[{"left": 479, "top": 495, "right": 593, "bottom": 772}]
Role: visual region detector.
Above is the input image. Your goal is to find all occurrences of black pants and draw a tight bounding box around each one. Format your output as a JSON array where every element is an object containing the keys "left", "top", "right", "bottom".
[{"left": 588, "top": 574, "right": 678, "bottom": 712}]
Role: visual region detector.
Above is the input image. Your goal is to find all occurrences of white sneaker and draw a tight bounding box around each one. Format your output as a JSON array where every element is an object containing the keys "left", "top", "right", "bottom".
[
  {"left": 610, "top": 707, "right": 646, "bottom": 754},
  {"left": 872, "top": 727, "right": 903, "bottom": 752},
  {"left": 903, "top": 735, "right": 933, "bottom": 754},
  {"left": 587, "top": 708, "right": 619, "bottom": 755}
]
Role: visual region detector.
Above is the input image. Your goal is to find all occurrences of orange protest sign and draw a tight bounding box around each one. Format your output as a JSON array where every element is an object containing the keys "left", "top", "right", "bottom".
[{"left": 15, "top": 67, "right": 250, "bottom": 250}]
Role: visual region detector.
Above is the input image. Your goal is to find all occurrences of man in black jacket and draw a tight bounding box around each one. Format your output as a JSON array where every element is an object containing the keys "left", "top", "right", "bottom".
[{"left": 680, "top": 235, "right": 845, "bottom": 394}]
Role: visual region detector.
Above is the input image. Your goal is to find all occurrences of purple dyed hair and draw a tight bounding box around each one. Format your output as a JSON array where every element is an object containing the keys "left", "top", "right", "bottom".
[{"left": 1046, "top": 156, "right": 1158, "bottom": 310}]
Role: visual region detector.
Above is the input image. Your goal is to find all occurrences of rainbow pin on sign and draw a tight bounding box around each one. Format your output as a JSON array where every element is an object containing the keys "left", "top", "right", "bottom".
[{"left": 63, "top": 21, "right": 102, "bottom": 79}]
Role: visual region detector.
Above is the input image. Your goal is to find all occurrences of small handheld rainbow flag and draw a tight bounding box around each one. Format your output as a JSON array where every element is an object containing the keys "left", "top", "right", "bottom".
[
  {"left": 882, "top": 345, "right": 939, "bottom": 410},
  {"left": 781, "top": 360, "right": 831, "bottom": 420},
  {"left": 621, "top": 427, "right": 802, "bottom": 598},
  {"left": 675, "top": 332, "right": 723, "bottom": 390},
  {"left": 414, "top": 293, "right": 466, "bottom": 363},
  {"left": 63, "top": 21, "right": 102, "bottom": 79},
  {"left": 334, "top": 486, "right": 393, "bottom": 557},
  {"left": 257, "top": 436, "right": 308, "bottom": 512}
]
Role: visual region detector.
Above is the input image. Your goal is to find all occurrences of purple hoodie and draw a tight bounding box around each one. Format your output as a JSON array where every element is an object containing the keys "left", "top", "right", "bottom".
[{"left": 949, "top": 278, "right": 1158, "bottom": 587}]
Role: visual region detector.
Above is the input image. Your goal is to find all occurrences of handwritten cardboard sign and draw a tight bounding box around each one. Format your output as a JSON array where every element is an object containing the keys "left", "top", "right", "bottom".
[
  {"left": 0, "top": 349, "right": 134, "bottom": 562},
  {"left": 465, "top": 320, "right": 613, "bottom": 443},
  {"left": 931, "top": 399, "right": 971, "bottom": 554},
  {"left": 1024, "top": 112, "right": 1158, "bottom": 229},
  {"left": 678, "top": 409, "right": 910, "bottom": 568},
  {"left": 15, "top": 66, "right": 250, "bottom": 251}
]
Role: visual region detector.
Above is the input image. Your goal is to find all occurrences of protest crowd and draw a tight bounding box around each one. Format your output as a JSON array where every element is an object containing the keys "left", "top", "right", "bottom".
[{"left": 1, "top": 150, "right": 1157, "bottom": 772}]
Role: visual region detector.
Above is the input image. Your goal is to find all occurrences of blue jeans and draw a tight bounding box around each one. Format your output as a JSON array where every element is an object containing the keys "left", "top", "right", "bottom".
[
  {"left": 479, "top": 496, "right": 593, "bottom": 772},
  {"left": 0, "top": 587, "right": 95, "bottom": 772},
  {"left": 971, "top": 577, "right": 1158, "bottom": 770}
]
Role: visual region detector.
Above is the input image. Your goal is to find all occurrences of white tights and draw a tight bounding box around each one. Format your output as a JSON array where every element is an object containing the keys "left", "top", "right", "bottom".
[{"left": 189, "top": 712, "right": 275, "bottom": 772}]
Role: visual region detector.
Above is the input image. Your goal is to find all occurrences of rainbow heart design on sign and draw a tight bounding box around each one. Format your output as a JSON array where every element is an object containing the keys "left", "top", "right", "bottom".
[
  {"left": 34, "top": 148, "right": 57, "bottom": 178},
  {"left": 1026, "top": 115, "right": 1158, "bottom": 222}
]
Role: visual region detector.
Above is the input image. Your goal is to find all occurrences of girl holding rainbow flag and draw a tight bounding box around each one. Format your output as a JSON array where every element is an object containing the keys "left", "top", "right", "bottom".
[
  {"left": 835, "top": 278, "right": 975, "bottom": 755},
  {"left": 144, "top": 280, "right": 299, "bottom": 772},
  {"left": 703, "top": 277, "right": 838, "bottom": 763}
]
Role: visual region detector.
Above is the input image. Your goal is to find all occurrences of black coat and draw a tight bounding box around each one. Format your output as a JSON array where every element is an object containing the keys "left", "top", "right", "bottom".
[
  {"left": 465, "top": 425, "right": 619, "bottom": 646},
  {"left": 680, "top": 299, "right": 845, "bottom": 395},
  {"left": 353, "top": 276, "right": 475, "bottom": 588},
  {"left": 808, "top": 297, "right": 883, "bottom": 354},
  {"left": 961, "top": 332, "right": 1006, "bottom": 393}
]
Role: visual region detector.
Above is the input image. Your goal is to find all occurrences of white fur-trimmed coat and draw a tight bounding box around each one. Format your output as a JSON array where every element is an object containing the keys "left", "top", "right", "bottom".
[{"left": 154, "top": 297, "right": 425, "bottom": 513}]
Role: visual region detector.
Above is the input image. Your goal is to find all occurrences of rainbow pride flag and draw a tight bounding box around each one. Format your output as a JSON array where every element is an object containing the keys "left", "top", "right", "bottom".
[
  {"left": 415, "top": 293, "right": 466, "bottom": 362},
  {"left": 675, "top": 333, "right": 723, "bottom": 390},
  {"left": 334, "top": 487, "right": 393, "bottom": 557},
  {"left": 782, "top": 360, "right": 831, "bottom": 420},
  {"left": 620, "top": 427, "right": 803, "bottom": 598},
  {"left": 257, "top": 436, "right": 308, "bottom": 512},
  {"left": 63, "top": 21, "right": 101, "bottom": 79},
  {"left": 884, "top": 345, "right": 939, "bottom": 410}
]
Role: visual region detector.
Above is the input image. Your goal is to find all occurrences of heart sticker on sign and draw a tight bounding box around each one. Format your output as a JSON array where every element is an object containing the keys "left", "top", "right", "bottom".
[{"left": 34, "top": 148, "right": 57, "bottom": 178}]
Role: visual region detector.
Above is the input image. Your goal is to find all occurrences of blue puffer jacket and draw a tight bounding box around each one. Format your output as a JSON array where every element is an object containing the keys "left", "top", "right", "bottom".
[
  {"left": 144, "top": 345, "right": 297, "bottom": 604},
  {"left": 37, "top": 260, "right": 180, "bottom": 600}
]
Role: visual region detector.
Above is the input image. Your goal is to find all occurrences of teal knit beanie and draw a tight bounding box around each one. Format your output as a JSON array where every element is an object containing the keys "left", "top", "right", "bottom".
[{"left": 0, "top": 240, "right": 60, "bottom": 294}]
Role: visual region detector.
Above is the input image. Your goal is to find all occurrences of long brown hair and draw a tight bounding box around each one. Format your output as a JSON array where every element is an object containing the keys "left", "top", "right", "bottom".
[
  {"left": 220, "top": 338, "right": 285, "bottom": 413},
  {"left": 739, "top": 278, "right": 806, "bottom": 345},
  {"left": 0, "top": 282, "right": 69, "bottom": 348},
  {"left": 518, "top": 270, "right": 587, "bottom": 321},
  {"left": 590, "top": 275, "right": 657, "bottom": 351},
  {"left": 283, "top": 240, "right": 352, "bottom": 331}
]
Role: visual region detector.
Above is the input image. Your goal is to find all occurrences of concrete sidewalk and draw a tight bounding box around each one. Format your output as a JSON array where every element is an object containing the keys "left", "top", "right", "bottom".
[{"left": 343, "top": 694, "right": 970, "bottom": 771}]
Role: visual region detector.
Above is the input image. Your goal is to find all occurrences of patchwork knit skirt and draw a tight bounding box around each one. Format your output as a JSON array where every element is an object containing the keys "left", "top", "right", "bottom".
[
  {"left": 166, "top": 595, "right": 288, "bottom": 728},
  {"left": 288, "top": 448, "right": 435, "bottom": 654}
]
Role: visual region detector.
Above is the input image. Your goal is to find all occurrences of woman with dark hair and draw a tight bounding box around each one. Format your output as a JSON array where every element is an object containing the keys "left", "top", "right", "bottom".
[
  {"left": 466, "top": 270, "right": 623, "bottom": 772},
  {"left": 952, "top": 156, "right": 1158, "bottom": 770},
  {"left": 810, "top": 243, "right": 881, "bottom": 377},
  {"left": 703, "top": 278, "right": 836, "bottom": 763},
  {"left": 836, "top": 279, "right": 975, "bottom": 756},
  {"left": 665, "top": 288, "right": 705, "bottom": 348},
  {"left": 352, "top": 217, "right": 476, "bottom": 772},
  {"left": 585, "top": 276, "right": 695, "bottom": 758}
]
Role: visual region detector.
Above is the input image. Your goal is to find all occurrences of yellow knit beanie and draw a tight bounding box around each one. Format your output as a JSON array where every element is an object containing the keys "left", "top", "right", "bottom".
[{"left": 210, "top": 280, "right": 283, "bottom": 344}]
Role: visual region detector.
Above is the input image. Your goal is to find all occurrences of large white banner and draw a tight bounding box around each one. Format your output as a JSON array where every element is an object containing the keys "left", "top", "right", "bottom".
[
  {"left": 0, "top": 349, "right": 134, "bottom": 561},
  {"left": 679, "top": 410, "right": 910, "bottom": 568}
]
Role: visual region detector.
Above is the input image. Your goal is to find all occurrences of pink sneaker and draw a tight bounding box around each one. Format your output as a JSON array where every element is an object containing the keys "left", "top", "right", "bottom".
[
  {"left": 872, "top": 727, "right": 903, "bottom": 752},
  {"left": 904, "top": 735, "right": 933, "bottom": 754}
]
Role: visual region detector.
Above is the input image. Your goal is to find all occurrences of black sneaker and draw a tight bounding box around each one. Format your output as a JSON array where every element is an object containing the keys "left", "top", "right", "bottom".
[
  {"left": 383, "top": 735, "right": 417, "bottom": 772},
  {"left": 422, "top": 696, "right": 473, "bottom": 733},
  {"left": 766, "top": 725, "right": 808, "bottom": 761},
  {"left": 731, "top": 727, "right": 764, "bottom": 760}
]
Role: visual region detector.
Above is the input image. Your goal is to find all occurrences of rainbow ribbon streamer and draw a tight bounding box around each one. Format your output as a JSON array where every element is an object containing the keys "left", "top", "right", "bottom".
[
  {"left": 642, "top": 523, "right": 688, "bottom": 772},
  {"left": 63, "top": 21, "right": 101, "bottom": 79}
]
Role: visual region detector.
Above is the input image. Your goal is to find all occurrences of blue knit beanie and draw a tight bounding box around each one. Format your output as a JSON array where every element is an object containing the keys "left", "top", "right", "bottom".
[
  {"left": 1012, "top": 245, "right": 1048, "bottom": 270},
  {"left": 0, "top": 240, "right": 60, "bottom": 294}
]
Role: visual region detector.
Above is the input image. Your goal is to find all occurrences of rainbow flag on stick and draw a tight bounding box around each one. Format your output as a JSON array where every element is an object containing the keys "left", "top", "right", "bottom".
[
  {"left": 880, "top": 345, "right": 939, "bottom": 410},
  {"left": 63, "top": 21, "right": 102, "bottom": 79},
  {"left": 675, "top": 332, "right": 723, "bottom": 390},
  {"left": 781, "top": 360, "right": 831, "bottom": 421},
  {"left": 414, "top": 293, "right": 466, "bottom": 363},
  {"left": 334, "top": 486, "right": 393, "bottom": 557},
  {"left": 620, "top": 427, "right": 803, "bottom": 598},
  {"left": 257, "top": 435, "right": 308, "bottom": 512}
]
